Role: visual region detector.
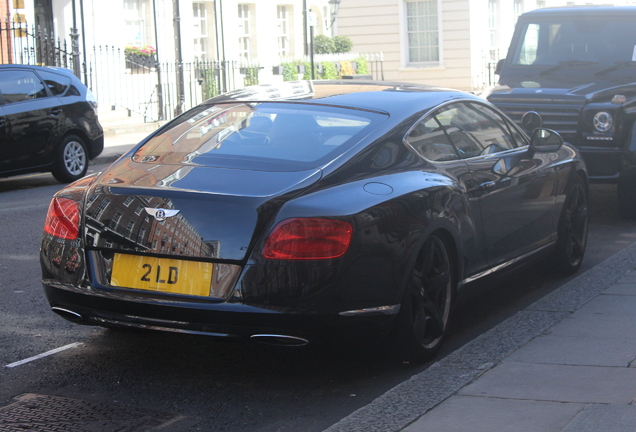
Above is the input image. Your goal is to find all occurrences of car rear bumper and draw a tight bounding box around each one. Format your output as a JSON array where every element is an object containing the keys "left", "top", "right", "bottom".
[
  {"left": 87, "top": 134, "right": 104, "bottom": 159},
  {"left": 42, "top": 283, "right": 397, "bottom": 344}
]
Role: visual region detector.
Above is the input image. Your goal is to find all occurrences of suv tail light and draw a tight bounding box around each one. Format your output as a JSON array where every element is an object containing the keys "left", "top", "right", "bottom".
[
  {"left": 44, "top": 197, "right": 80, "bottom": 240},
  {"left": 263, "top": 218, "right": 353, "bottom": 260}
]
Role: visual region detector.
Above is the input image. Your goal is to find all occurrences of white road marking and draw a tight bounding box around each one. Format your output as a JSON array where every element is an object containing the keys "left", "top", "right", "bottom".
[
  {"left": 0, "top": 204, "right": 50, "bottom": 214},
  {"left": 5, "top": 342, "right": 83, "bottom": 368}
]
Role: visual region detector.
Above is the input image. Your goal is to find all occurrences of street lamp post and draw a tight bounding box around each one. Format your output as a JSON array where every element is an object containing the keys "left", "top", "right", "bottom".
[
  {"left": 173, "top": 0, "right": 185, "bottom": 117},
  {"left": 309, "top": 10, "right": 316, "bottom": 80},
  {"left": 327, "top": 0, "right": 341, "bottom": 33}
]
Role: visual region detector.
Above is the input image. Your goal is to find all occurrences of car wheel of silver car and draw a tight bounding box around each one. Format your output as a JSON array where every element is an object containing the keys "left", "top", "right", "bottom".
[
  {"left": 52, "top": 135, "right": 89, "bottom": 183},
  {"left": 552, "top": 175, "right": 588, "bottom": 275},
  {"left": 393, "top": 234, "right": 455, "bottom": 363}
]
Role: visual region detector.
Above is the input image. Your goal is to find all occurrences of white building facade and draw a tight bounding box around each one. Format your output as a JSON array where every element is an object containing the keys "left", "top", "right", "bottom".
[{"left": 337, "top": 0, "right": 636, "bottom": 91}]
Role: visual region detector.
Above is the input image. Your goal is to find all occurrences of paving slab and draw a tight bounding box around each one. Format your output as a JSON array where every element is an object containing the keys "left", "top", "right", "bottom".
[
  {"left": 459, "top": 362, "right": 636, "bottom": 404},
  {"left": 577, "top": 291, "right": 636, "bottom": 315},
  {"left": 402, "top": 395, "right": 584, "bottom": 432},
  {"left": 562, "top": 404, "right": 636, "bottom": 432},
  {"left": 505, "top": 332, "right": 636, "bottom": 367},
  {"left": 615, "top": 271, "right": 636, "bottom": 284},
  {"left": 541, "top": 294, "right": 636, "bottom": 339},
  {"left": 605, "top": 282, "right": 636, "bottom": 295}
]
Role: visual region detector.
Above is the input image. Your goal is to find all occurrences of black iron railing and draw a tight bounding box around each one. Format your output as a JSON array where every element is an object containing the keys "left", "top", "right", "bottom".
[{"left": 0, "top": 20, "right": 74, "bottom": 69}]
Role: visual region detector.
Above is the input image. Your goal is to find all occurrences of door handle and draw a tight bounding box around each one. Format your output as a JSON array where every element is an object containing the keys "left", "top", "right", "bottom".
[
  {"left": 50, "top": 108, "right": 62, "bottom": 116},
  {"left": 479, "top": 181, "right": 497, "bottom": 189}
]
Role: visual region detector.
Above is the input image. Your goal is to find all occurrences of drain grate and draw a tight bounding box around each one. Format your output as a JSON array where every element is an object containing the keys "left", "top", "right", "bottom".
[{"left": 0, "top": 393, "right": 173, "bottom": 432}]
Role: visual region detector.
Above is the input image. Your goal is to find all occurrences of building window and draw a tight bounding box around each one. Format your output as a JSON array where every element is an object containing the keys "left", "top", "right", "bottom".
[
  {"left": 193, "top": 3, "right": 208, "bottom": 61},
  {"left": 94, "top": 198, "right": 110, "bottom": 219},
  {"left": 514, "top": 0, "right": 523, "bottom": 22},
  {"left": 238, "top": 4, "right": 252, "bottom": 61},
  {"left": 125, "top": 220, "right": 135, "bottom": 238},
  {"left": 277, "top": 5, "right": 289, "bottom": 57},
  {"left": 488, "top": 0, "right": 499, "bottom": 60},
  {"left": 405, "top": 0, "right": 440, "bottom": 65},
  {"left": 124, "top": 0, "right": 145, "bottom": 46},
  {"left": 110, "top": 212, "right": 122, "bottom": 230},
  {"left": 137, "top": 227, "right": 146, "bottom": 243}
]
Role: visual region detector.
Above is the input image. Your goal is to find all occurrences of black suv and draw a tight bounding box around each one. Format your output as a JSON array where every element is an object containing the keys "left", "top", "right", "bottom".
[
  {"left": 484, "top": 6, "right": 636, "bottom": 217},
  {"left": 0, "top": 64, "right": 103, "bottom": 182}
]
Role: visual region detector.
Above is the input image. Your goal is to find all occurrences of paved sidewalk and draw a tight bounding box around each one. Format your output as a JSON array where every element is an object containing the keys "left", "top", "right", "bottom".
[
  {"left": 326, "top": 243, "right": 636, "bottom": 432},
  {"left": 404, "top": 272, "right": 636, "bottom": 432}
]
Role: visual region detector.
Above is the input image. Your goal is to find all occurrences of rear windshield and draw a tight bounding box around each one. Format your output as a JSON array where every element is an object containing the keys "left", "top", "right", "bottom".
[
  {"left": 512, "top": 18, "right": 636, "bottom": 66},
  {"left": 133, "top": 102, "right": 388, "bottom": 171}
]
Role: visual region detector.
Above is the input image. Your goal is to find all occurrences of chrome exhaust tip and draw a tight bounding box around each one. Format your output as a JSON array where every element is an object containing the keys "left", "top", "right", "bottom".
[
  {"left": 250, "top": 334, "right": 310, "bottom": 347},
  {"left": 51, "top": 306, "right": 84, "bottom": 323}
]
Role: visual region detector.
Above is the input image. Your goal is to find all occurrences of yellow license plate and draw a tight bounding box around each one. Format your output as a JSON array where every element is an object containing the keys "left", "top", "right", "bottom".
[{"left": 111, "top": 254, "right": 213, "bottom": 297}]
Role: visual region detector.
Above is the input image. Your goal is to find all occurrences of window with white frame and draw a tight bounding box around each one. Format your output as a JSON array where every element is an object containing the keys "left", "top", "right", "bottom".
[
  {"left": 124, "top": 0, "right": 145, "bottom": 46},
  {"left": 137, "top": 227, "right": 146, "bottom": 243},
  {"left": 514, "top": 0, "right": 524, "bottom": 22},
  {"left": 488, "top": 0, "right": 499, "bottom": 61},
  {"left": 277, "top": 5, "right": 289, "bottom": 57},
  {"left": 405, "top": 0, "right": 440, "bottom": 65},
  {"left": 193, "top": 3, "right": 209, "bottom": 61},
  {"left": 110, "top": 212, "right": 123, "bottom": 230},
  {"left": 125, "top": 220, "right": 135, "bottom": 238},
  {"left": 238, "top": 4, "right": 252, "bottom": 61}
]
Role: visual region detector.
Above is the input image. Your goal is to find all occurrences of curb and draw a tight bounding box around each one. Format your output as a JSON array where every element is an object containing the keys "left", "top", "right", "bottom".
[
  {"left": 324, "top": 242, "right": 636, "bottom": 432},
  {"left": 90, "top": 154, "right": 126, "bottom": 166}
]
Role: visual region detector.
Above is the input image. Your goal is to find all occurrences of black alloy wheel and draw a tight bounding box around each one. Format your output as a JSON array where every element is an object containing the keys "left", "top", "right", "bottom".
[
  {"left": 552, "top": 175, "right": 588, "bottom": 275},
  {"left": 52, "top": 135, "right": 89, "bottom": 183},
  {"left": 393, "top": 234, "right": 455, "bottom": 362}
]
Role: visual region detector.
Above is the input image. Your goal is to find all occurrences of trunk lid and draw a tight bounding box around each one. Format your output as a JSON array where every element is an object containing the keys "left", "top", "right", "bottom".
[{"left": 83, "top": 159, "right": 322, "bottom": 261}]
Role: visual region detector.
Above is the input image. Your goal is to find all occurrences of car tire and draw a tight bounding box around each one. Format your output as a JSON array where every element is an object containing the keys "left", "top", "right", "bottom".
[
  {"left": 52, "top": 135, "right": 89, "bottom": 183},
  {"left": 618, "top": 170, "right": 636, "bottom": 219},
  {"left": 551, "top": 175, "right": 588, "bottom": 276},
  {"left": 392, "top": 234, "right": 455, "bottom": 363}
]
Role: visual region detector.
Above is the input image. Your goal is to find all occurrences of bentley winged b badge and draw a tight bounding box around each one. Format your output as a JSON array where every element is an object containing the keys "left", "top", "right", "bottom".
[{"left": 145, "top": 208, "right": 180, "bottom": 222}]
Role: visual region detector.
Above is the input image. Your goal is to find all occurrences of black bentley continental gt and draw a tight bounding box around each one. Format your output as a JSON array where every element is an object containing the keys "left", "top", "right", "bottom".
[{"left": 41, "top": 81, "right": 588, "bottom": 362}]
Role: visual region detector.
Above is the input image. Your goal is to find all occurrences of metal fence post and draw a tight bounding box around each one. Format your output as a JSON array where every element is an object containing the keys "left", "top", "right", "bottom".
[{"left": 70, "top": 27, "right": 81, "bottom": 78}]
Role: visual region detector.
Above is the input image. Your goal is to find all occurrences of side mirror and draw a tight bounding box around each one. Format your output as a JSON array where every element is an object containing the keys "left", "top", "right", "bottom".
[
  {"left": 529, "top": 128, "right": 563, "bottom": 153},
  {"left": 495, "top": 59, "right": 505, "bottom": 75}
]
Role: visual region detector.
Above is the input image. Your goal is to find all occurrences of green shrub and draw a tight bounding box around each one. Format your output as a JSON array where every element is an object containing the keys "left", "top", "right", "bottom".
[
  {"left": 200, "top": 68, "right": 219, "bottom": 99},
  {"left": 282, "top": 62, "right": 298, "bottom": 81},
  {"left": 314, "top": 35, "right": 335, "bottom": 54},
  {"left": 242, "top": 67, "right": 260, "bottom": 86},
  {"left": 333, "top": 36, "right": 353, "bottom": 53},
  {"left": 354, "top": 57, "right": 369, "bottom": 74},
  {"left": 321, "top": 61, "right": 339, "bottom": 79}
]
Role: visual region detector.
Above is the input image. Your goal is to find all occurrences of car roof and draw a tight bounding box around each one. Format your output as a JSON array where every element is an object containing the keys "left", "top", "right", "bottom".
[
  {"left": 0, "top": 64, "right": 77, "bottom": 77},
  {"left": 520, "top": 5, "right": 636, "bottom": 19},
  {"left": 206, "top": 80, "right": 481, "bottom": 119}
]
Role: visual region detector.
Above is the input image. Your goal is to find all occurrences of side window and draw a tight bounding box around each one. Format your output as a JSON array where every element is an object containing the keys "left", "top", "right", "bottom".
[
  {"left": 0, "top": 70, "right": 48, "bottom": 104},
  {"left": 37, "top": 70, "right": 71, "bottom": 96},
  {"left": 405, "top": 116, "right": 459, "bottom": 162},
  {"left": 505, "top": 118, "right": 529, "bottom": 148},
  {"left": 439, "top": 102, "right": 516, "bottom": 159}
]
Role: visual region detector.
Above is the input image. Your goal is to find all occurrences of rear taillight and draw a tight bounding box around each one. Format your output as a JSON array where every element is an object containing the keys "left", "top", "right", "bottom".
[
  {"left": 44, "top": 197, "right": 80, "bottom": 240},
  {"left": 263, "top": 218, "right": 353, "bottom": 260}
]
